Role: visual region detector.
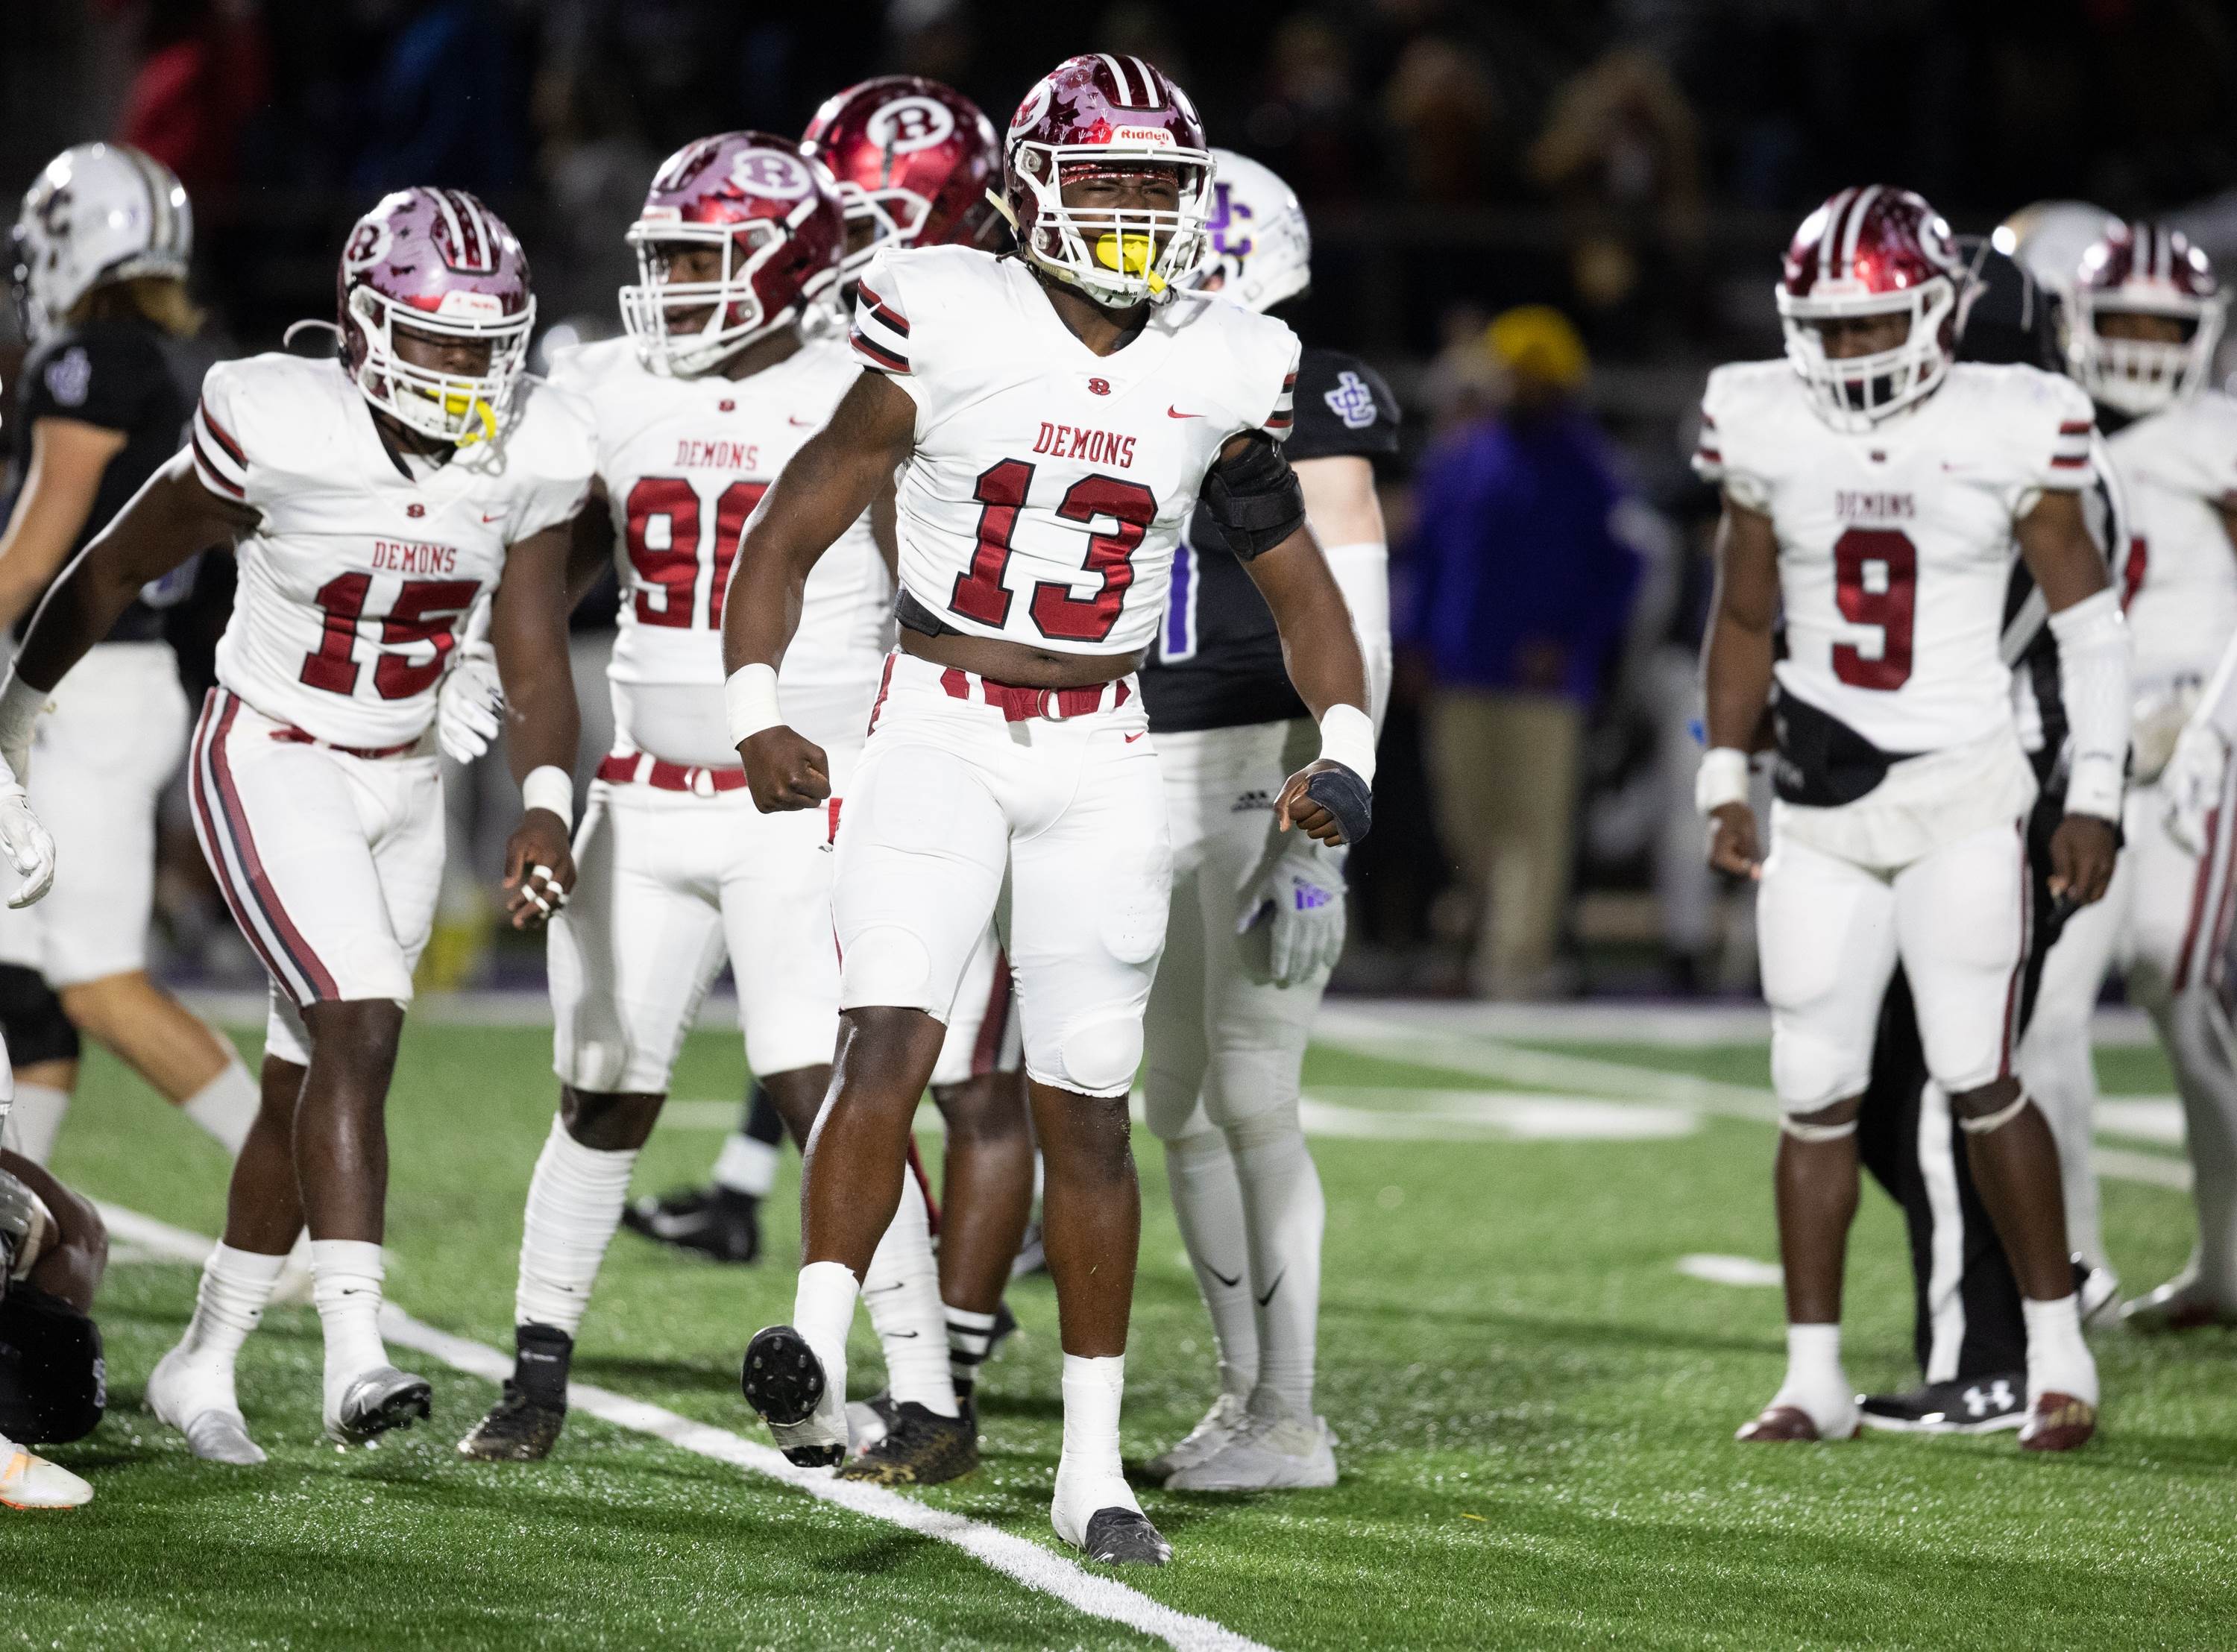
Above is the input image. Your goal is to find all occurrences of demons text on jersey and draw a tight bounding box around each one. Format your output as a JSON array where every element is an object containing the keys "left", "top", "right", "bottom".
[{"left": 1031, "top": 421, "right": 1138, "bottom": 469}]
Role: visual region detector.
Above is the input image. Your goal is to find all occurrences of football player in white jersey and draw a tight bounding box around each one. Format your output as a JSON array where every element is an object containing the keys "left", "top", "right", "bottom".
[
  {"left": 1695, "top": 186, "right": 2126, "bottom": 1451},
  {"left": 617, "top": 83, "right": 1040, "bottom": 1481},
  {"left": 2043, "top": 223, "right": 2237, "bottom": 1331},
  {"left": 724, "top": 54, "right": 1372, "bottom": 1565},
  {"left": 453, "top": 128, "right": 975, "bottom": 1481},
  {"left": 1136, "top": 151, "right": 1396, "bottom": 1493},
  {"left": 0, "top": 187, "right": 594, "bottom": 1458}
]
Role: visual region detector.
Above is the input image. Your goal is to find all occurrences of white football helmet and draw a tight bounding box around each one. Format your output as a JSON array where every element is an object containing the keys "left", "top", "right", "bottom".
[
  {"left": 1186, "top": 150, "right": 1312, "bottom": 315},
  {"left": 10, "top": 143, "right": 192, "bottom": 341}
]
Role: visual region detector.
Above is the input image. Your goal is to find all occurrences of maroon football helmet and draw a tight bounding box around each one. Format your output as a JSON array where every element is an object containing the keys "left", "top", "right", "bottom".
[
  {"left": 1002, "top": 53, "right": 1213, "bottom": 309},
  {"left": 619, "top": 131, "right": 846, "bottom": 376},
  {"left": 338, "top": 187, "right": 534, "bottom": 446},
  {"left": 803, "top": 76, "right": 1002, "bottom": 284},
  {"left": 1776, "top": 184, "right": 1966, "bottom": 429},
  {"left": 2069, "top": 221, "right": 2227, "bottom": 417}
]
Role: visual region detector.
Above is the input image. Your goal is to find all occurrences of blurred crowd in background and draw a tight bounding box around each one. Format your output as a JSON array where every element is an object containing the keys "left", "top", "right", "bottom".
[{"left": 7, "top": 0, "right": 2237, "bottom": 998}]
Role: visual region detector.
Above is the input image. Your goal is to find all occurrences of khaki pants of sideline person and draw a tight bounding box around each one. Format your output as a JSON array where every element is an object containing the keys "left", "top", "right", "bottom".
[{"left": 1427, "top": 689, "right": 1583, "bottom": 997}]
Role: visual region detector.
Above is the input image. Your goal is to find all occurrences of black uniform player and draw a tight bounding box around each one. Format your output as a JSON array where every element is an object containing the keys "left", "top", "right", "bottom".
[
  {"left": 1137, "top": 151, "right": 1399, "bottom": 1492},
  {"left": 0, "top": 142, "right": 261, "bottom": 1166},
  {"left": 0, "top": 1148, "right": 107, "bottom": 1507},
  {"left": 1855, "top": 240, "right": 2127, "bottom": 1432}
]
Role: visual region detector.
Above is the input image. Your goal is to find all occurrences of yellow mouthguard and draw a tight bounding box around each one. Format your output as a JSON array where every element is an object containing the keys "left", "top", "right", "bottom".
[
  {"left": 1094, "top": 233, "right": 1166, "bottom": 294},
  {"left": 443, "top": 392, "right": 497, "bottom": 446}
]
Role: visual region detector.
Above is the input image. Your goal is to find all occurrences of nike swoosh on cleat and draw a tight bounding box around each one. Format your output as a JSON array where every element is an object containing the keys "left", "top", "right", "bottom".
[
  {"left": 1166, "top": 406, "right": 1203, "bottom": 419},
  {"left": 1256, "top": 1269, "right": 1286, "bottom": 1308}
]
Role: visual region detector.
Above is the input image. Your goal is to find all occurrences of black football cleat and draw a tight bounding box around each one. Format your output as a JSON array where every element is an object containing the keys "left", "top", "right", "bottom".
[
  {"left": 1078, "top": 1507, "right": 1172, "bottom": 1566},
  {"left": 741, "top": 1325, "right": 846, "bottom": 1466},
  {"left": 621, "top": 1185, "right": 761, "bottom": 1264},
  {"left": 837, "top": 1399, "right": 978, "bottom": 1486},
  {"left": 1859, "top": 1371, "right": 2026, "bottom": 1435},
  {"left": 459, "top": 1384, "right": 567, "bottom": 1461}
]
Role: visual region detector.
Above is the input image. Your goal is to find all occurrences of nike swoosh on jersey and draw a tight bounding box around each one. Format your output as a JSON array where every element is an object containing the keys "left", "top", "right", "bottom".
[
  {"left": 1125, "top": 731, "right": 1146, "bottom": 743},
  {"left": 1166, "top": 406, "right": 1203, "bottom": 419}
]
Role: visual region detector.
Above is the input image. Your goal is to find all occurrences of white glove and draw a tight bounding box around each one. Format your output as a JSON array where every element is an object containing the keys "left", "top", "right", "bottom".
[
  {"left": 436, "top": 636, "right": 505, "bottom": 766},
  {"left": 0, "top": 773, "right": 54, "bottom": 909},
  {"left": 2163, "top": 720, "right": 2230, "bottom": 857},
  {"left": 1239, "top": 835, "right": 1347, "bottom": 987}
]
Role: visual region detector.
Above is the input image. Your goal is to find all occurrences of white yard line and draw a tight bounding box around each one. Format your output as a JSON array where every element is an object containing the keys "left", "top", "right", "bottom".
[
  {"left": 93, "top": 1204, "right": 1273, "bottom": 1652},
  {"left": 1312, "top": 1005, "right": 2193, "bottom": 1191}
]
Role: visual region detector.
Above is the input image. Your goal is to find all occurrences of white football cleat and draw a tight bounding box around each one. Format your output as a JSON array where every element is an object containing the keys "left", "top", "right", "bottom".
[
  {"left": 1143, "top": 1391, "right": 1248, "bottom": 1484},
  {"left": 0, "top": 1435, "right": 90, "bottom": 1510},
  {"left": 148, "top": 1346, "right": 267, "bottom": 1466},
  {"left": 1051, "top": 1463, "right": 1169, "bottom": 1565},
  {"left": 324, "top": 1366, "right": 432, "bottom": 1446},
  {"left": 1165, "top": 1410, "right": 1337, "bottom": 1491}
]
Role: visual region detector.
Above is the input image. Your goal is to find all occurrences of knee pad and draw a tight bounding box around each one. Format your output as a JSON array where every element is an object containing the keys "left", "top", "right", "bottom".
[
  {"left": 838, "top": 926, "right": 938, "bottom": 1014},
  {"left": 1770, "top": 1027, "right": 1866, "bottom": 1117},
  {"left": 1221, "top": 1097, "right": 1303, "bottom": 1154},
  {"left": 1045, "top": 1012, "right": 1144, "bottom": 1098},
  {"left": 0, "top": 966, "right": 78, "bottom": 1068}
]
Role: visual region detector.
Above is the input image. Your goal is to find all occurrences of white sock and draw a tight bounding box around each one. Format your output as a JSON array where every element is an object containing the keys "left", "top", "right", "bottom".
[
  {"left": 1775, "top": 1322, "right": 1854, "bottom": 1432},
  {"left": 170, "top": 1243, "right": 286, "bottom": 1411},
  {"left": 1163, "top": 1132, "right": 1257, "bottom": 1399},
  {"left": 712, "top": 1131, "right": 778, "bottom": 1199},
  {"left": 2, "top": 1083, "right": 69, "bottom": 1164},
  {"left": 1057, "top": 1352, "right": 1131, "bottom": 1493},
  {"left": 947, "top": 1305, "right": 999, "bottom": 1401},
  {"left": 311, "top": 1239, "right": 391, "bottom": 1416},
  {"left": 1228, "top": 1105, "right": 1324, "bottom": 1420},
  {"left": 860, "top": 1174, "right": 957, "bottom": 1416},
  {"left": 2022, "top": 1293, "right": 2098, "bottom": 1406},
  {"left": 792, "top": 1258, "right": 860, "bottom": 1402},
  {"left": 181, "top": 1058, "right": 259, "bottom": 1157},
  {"left": 514, "top": 1116, "right": 641, "bottom": 1337}
]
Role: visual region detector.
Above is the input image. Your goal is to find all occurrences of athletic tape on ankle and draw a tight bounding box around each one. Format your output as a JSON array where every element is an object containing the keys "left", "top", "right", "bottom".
[{"left": 1957, "top": 1092, "right": 2032, "bottom": 1135}]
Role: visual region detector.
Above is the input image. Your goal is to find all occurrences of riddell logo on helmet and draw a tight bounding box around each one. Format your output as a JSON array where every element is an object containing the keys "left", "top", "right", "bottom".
[
  {"left": 434, "top": 291, "right": 505, "bottom": 318},
  {"left": 1110, "top": 127, "right": 1176, "bottom": 148}
]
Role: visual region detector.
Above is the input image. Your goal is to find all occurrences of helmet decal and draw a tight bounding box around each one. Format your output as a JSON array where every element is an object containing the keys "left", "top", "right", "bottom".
[{"left": 867, "top": 97, "right": 957, "bottom": 156}]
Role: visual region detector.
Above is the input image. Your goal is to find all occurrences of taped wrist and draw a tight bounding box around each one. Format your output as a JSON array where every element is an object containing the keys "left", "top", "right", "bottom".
[
  {"left": 2048, "top": 588, "right": 2129, "bottom": 821},
  {"left": 1200, "top": 433, "right": 1306, "bottom": 558},
  {"left": 726, "top": 663, "right": 782, "bottom": 747},
  {"left": 520, "top": 765, "right": 573, "bottom": 830},
  {"left": 1695, "top": 748, "right": 1750, "bottom": 816}
]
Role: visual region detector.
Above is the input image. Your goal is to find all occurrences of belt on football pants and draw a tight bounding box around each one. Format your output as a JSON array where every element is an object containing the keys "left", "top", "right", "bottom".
[
  {"left": 937, "top": 666, "right": 1133, "bottom": 722},
  {"left": 595, "top": 750, "right": 752, "bottom": 796},
  {"left": 268, "top": 725, "right": 424, "bottom": 760}
]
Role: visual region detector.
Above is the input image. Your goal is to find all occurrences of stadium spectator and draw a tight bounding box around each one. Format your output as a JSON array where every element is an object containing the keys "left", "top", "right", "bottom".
[
  {"left": 1400, "top": 305, "right": 1640, "bottom": 997},
  {"left": 114, "top": 0, "right": 268, "bottom": 198}
]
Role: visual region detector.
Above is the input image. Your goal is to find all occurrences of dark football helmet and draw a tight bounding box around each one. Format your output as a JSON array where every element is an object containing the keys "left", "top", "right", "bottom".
[
  {"left": 1776, "top": 185, "right": 1966, "bottom": 429},
  {"left": 1001, "top": 53, "right": 1213, "bottom": 309},
  {"left": 802, "top": 76, "right": 1003, "bottom": 285},
  {"left": 337, "top": 187, "right": 533, "bottom": 446},
  {"left": 618, "top": 131, "right": 846, "bottom": 376},
  {"left": 2069, "top": 221, "right": 2226, "bottom": 417}
]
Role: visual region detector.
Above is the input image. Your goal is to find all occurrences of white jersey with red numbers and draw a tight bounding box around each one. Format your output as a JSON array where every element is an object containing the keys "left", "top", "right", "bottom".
[
  {"left": 190, "top": 353, "right": 594, "bottom": 749},
  {"left": 549, "top": 335, "right": 893, "bottom": 767},
  {"left": 1694, "top": 359, "right": 2097, "bottom": 754},
  {"left": 2107, "top": 390, "right": 2237, "bottom": 697},
  {"left": 849, "top": 245, "right": 1299, "bottom": 658}
]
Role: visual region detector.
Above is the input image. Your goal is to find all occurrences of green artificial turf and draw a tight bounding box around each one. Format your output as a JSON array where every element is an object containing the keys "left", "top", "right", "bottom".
[{"left": 2, "top": 1018, "right": 2229, "bottom": 1650}]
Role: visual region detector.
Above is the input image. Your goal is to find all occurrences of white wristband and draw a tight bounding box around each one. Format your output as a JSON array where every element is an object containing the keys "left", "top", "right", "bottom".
[
  {"left": 520, "top": 765, "right": 573, "bottom": 829},
  {"left": 1318, "top": 702, "right": 1377, "bottom": 786},
  {"left": 0, "top": 672, "right": 45, "bottom": 750},
  {"left": 726, "top": 663, "right": 783, "bottom": 748},
  {"left": 1694, "top": 747, "right": 1750, "bottom": 816}
]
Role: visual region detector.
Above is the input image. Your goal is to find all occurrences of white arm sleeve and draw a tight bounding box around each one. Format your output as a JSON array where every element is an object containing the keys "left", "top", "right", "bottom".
[
  {"left": 1322, "top": 540, "right": 1391, "bottom": 734},
  {"left": 2047, "top": 586, "right": 2130, "bottom": 821}
]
